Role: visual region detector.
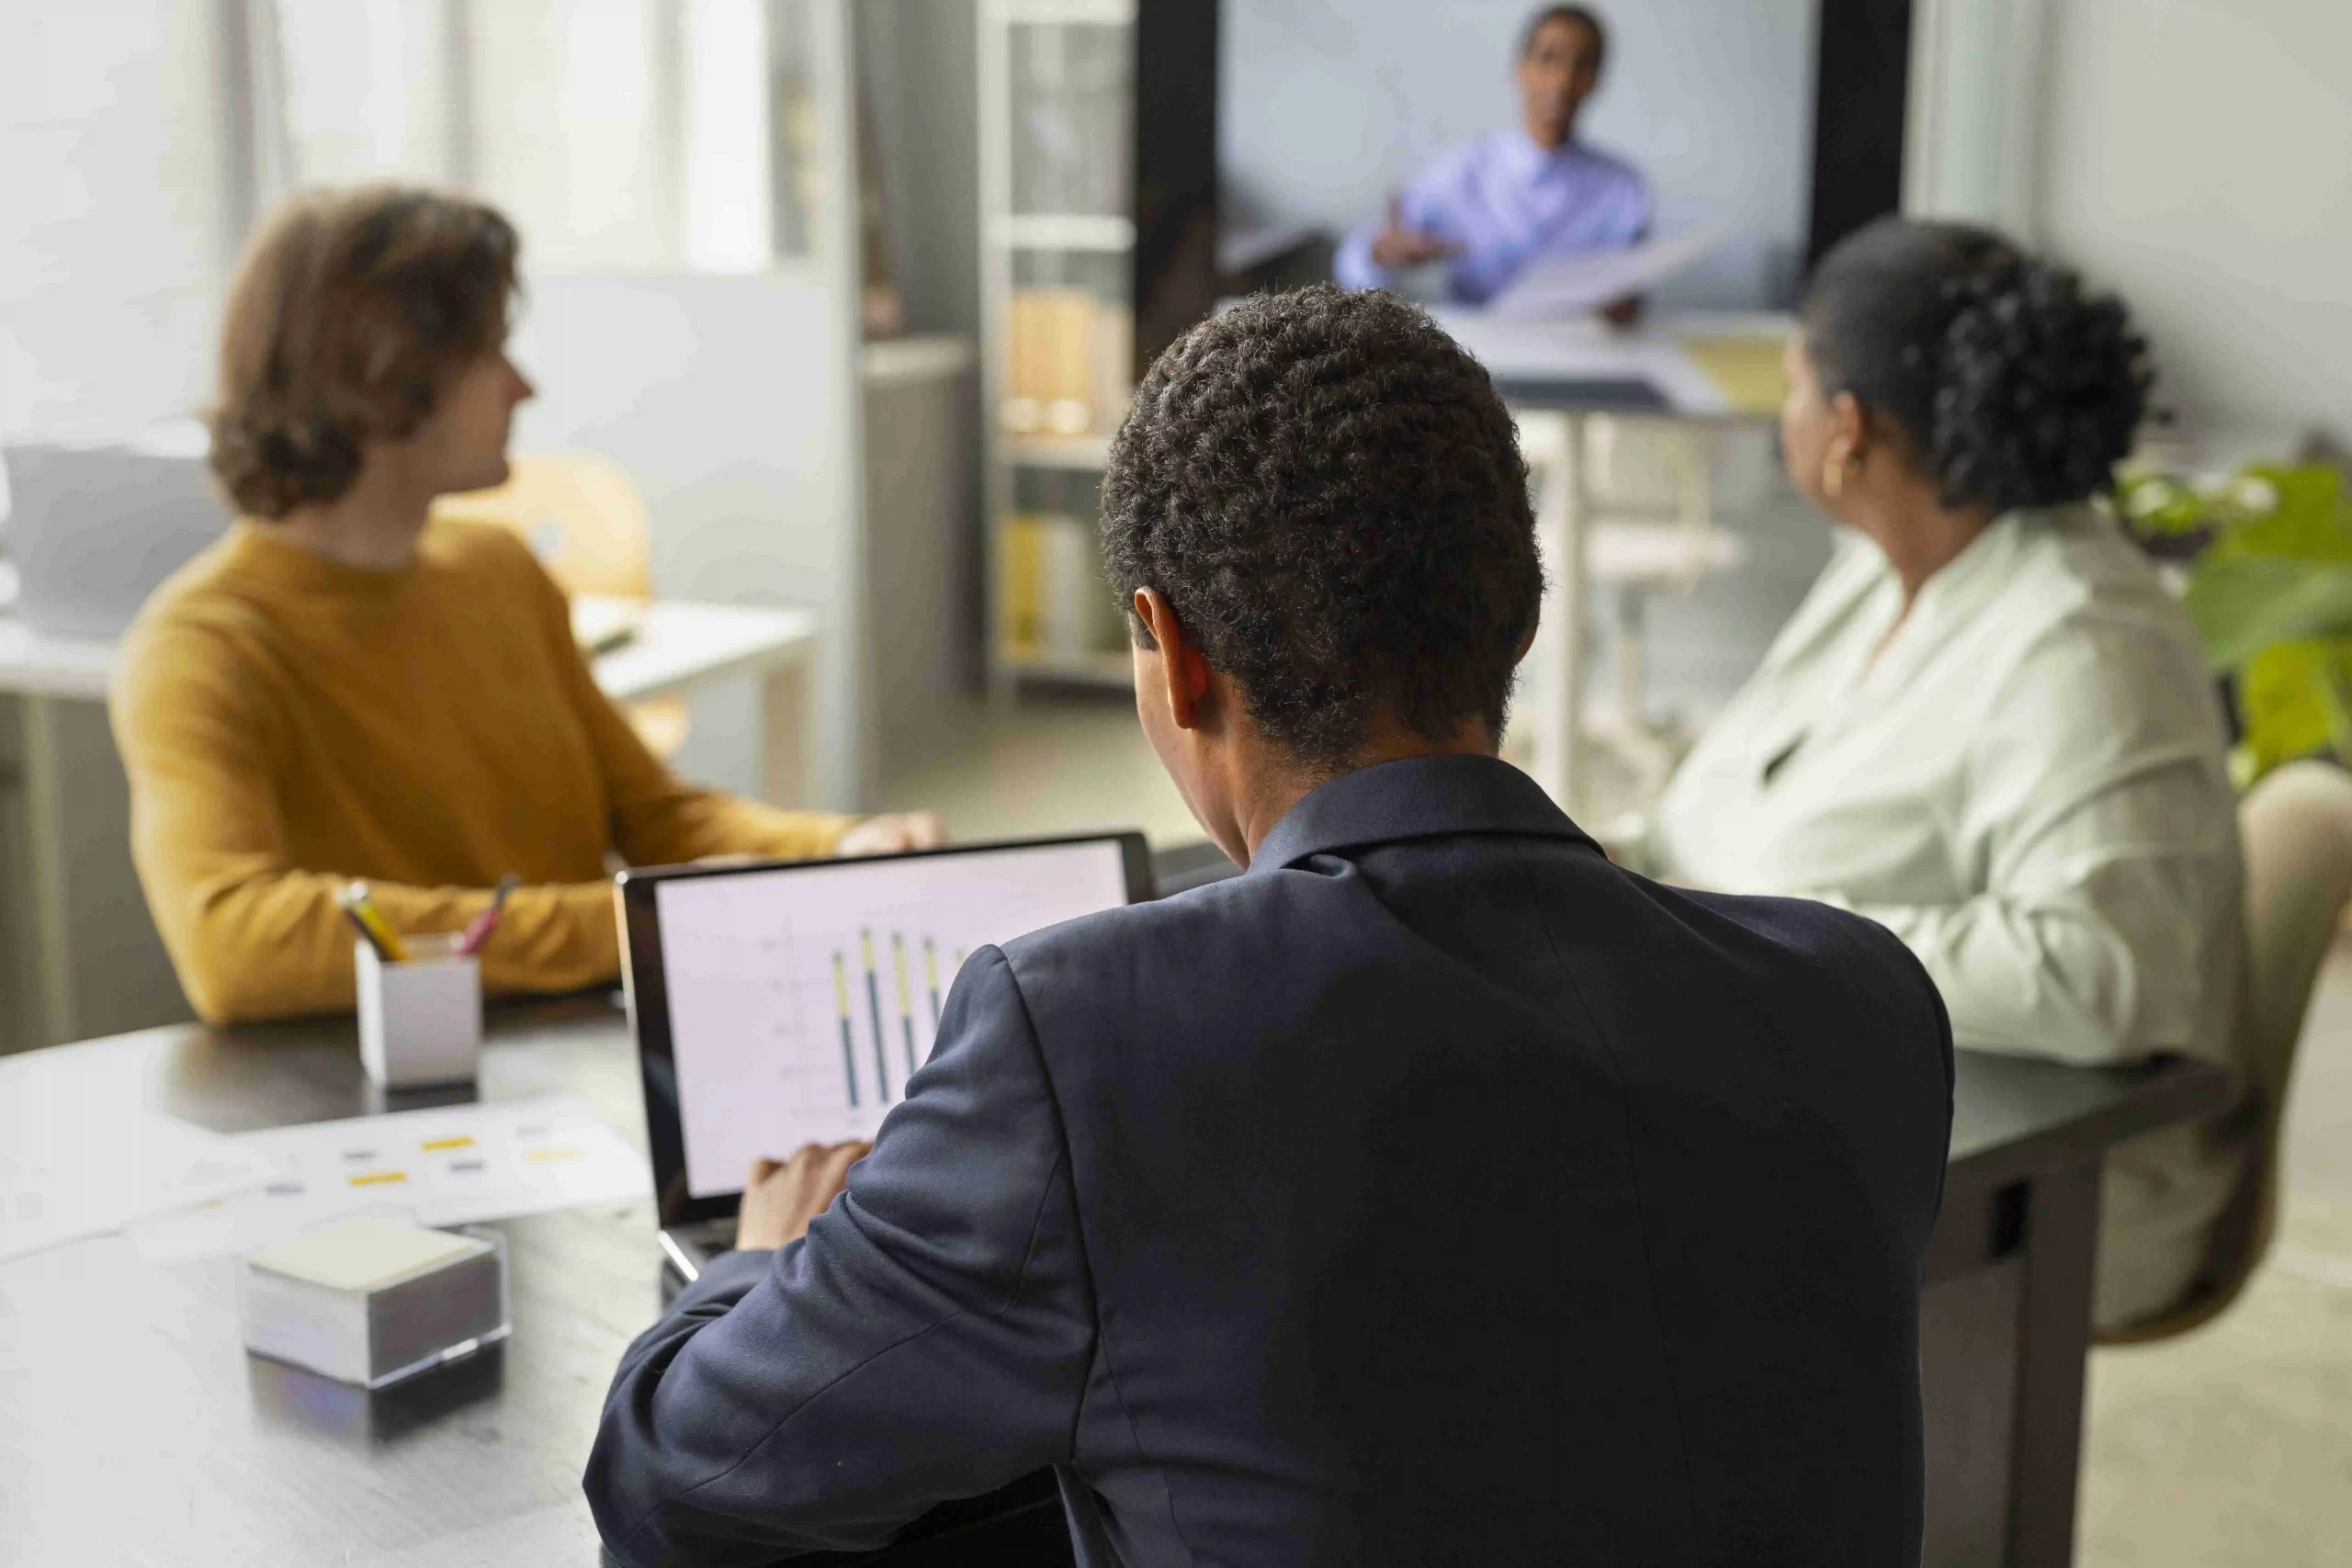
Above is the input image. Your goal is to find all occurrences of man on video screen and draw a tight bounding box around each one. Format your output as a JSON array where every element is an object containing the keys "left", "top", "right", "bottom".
[{"left": 1334, "top": 6, "right": 1651, "bottom": 312}]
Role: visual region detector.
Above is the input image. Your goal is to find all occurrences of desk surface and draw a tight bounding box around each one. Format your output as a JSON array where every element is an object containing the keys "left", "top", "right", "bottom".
[
  {"left": 0, "top": 846, "right": 2233, "bottom": 1567},
  {"left": 0, "top": 598, "right": 816, "bottom": 705},
  {"left": 0, "top": 997, "right": 640, "bottom": 1567},
  {"left": 1949, "top": 1047, "right": 2233, "bottom": 1196},
  {"left": 1435, "top": 310, "right": 1792, "bottom": 419},
  {"left": 582, "top": 597, "right": 817, "bottom": 705}
]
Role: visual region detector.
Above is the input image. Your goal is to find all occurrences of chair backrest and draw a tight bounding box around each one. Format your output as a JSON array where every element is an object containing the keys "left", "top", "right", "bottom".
[
  {"left": 434, "top": 451, "right": 652, "bottom": 599},
  {"left": 2107, "top": 759, "right": 2352, "bottom": 1341},
  {"left": 2242, "top": 761, "right": 2352, "bottom": 1093},
  {"left": 1583, "top": 417, "right": 1737, "bottom": 593},
  {"left": 1583, "top": 415, "right": 1715, "bottom": 524},
  {"left": 2232, "top": 759, "right": 2352, "bottom": 1250}
]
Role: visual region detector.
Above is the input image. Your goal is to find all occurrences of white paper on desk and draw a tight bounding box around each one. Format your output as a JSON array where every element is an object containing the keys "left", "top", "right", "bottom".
[
  {"left": 129, "top": 1095, "right": 651, "bottom": 1262},
  {"left": 1487, "top": 230, "right": 1724, "bottom": 321},
  {"left": 0, "top": 1053, "right": 277, "bottom": 1261}
]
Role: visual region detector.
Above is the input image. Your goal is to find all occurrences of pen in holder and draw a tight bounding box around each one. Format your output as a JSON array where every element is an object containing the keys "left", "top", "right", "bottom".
[{"left": 356, "top": 932, "right": 482, "bottom": 1088}]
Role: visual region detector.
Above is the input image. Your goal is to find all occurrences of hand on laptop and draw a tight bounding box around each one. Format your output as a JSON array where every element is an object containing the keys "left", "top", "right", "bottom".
[
  {"left": 737, "top": 1142, "right": 872, "bottom": 1250},
  {"left": 837, "top": 812, "right": 946, "bottom": 857}
]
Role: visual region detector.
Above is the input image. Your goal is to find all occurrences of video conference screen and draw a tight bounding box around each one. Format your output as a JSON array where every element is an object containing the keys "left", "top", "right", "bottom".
[{"left": 1218, "top": 0, "right": 1824, "bottom": 313}]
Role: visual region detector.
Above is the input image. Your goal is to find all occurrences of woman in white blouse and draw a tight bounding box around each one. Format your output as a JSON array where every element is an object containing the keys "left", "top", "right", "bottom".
[{"left": 1651, "top": 218, "right": 2245, "bottom": 1332}]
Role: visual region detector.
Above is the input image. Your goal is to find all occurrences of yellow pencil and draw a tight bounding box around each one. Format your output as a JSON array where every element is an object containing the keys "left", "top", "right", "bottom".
[{"left": 338, "top": 881, "right": 412, "bottom": 963}]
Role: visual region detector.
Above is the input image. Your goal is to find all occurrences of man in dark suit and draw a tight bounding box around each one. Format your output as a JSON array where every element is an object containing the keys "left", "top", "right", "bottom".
[{"left": 585, "top": 286, "right": 1953, "bottom": 1567}]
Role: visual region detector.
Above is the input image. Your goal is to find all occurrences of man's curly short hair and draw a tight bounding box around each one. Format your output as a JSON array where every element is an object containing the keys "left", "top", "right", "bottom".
[
  {"left": 1100, "top": 285, "right": 1542, "bottom": 767},
  {"left": 209, "top": 186, "right": 519, "bottom": 519}
]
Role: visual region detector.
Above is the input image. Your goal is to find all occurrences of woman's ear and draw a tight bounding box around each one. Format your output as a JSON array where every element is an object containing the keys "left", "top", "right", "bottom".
[{"left": 1826, "top": 389, "right": 1869, "bottom": 467}]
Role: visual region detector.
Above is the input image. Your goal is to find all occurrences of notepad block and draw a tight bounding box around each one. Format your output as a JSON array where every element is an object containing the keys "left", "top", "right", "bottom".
[{"left": 241, "top": 1218, "right": 508, "bottom": 1388}]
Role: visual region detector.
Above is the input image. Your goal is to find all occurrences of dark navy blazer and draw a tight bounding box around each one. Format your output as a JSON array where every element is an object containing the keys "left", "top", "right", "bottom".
[{"left": 586, "top": 755, "right": 1954, "bottom": 1567}]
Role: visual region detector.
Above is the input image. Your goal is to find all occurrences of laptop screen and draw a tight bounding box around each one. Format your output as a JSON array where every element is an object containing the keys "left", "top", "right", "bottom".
[{"left": 637, "top": 838, "right": 1143, "bottom": 1201}]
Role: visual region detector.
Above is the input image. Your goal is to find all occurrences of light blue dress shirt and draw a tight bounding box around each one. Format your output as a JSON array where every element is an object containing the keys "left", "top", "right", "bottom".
[{"left": 1334, "top": 129, "right": 1652, "bottom": 304}]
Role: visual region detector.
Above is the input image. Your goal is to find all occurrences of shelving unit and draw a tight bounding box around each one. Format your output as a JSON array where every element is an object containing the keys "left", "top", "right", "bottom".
[
  {"left": 1006, "top": 432, "right": 1116, "bottom": 469},
  {"left": 1005, "top": 647, "right": 1137, "bottom": 686},
  {"left": 977, "top": 0, "right": 1140, "bottom": 693},
  {"left": 976, "top": 0, "right": 1217, "bottom": 695},
  {"left": 991, "top": 214, "right": 1137, "bottom": 253}
]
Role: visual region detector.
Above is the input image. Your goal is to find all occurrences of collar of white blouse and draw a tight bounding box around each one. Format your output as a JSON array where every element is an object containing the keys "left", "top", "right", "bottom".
[{"left": 1750, "top": 509, "right": 2037, "bottom": 785}]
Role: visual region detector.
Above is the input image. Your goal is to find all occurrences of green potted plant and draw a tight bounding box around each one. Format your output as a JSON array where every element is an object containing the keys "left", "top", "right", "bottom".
[{"left": 2122, "top": 460, "right": 2352, "bottom": 787}]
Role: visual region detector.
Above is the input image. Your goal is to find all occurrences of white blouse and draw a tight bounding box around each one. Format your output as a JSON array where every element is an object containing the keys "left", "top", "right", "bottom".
[{"left": 1651, "top": 508, "right": 2245, "bottom": 1325}]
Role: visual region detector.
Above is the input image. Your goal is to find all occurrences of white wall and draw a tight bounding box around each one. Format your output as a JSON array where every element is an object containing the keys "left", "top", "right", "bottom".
[
  {"left": 1219, "top": 0, "right": 1820, "bottom": 310},
  {"left": 0, "top": 1, "right": 232, "bottom": 439},
  {"left": 508, "top": 268, "right": 868, "bottom": 809},
  {"left": 2038, "top": 0, "right": 2352, "bottom": 442},
  {"left": 854, "top": 0, "right": 981, "bottom": 340},
  {"left": 1902, "top": 0, "right": 2049, "bottom": 240},
  {"left": 496, "top": 9, "right": 869, "bottom": 814}
]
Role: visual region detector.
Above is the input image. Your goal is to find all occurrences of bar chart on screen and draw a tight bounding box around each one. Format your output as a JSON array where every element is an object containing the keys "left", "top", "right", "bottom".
[
  {"left": 673, "top": 907, "right": 978, "bottom": 1192},
  {"left": 653, "top": 841, "right": 1131, "bottom": 1199},
  {"left": 822, "top": 926, "right": 970, "bottom": 1112}
]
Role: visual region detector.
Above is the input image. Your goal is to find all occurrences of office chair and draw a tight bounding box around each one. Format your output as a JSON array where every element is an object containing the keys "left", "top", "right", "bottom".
[
  {"left": 2099, "top": 758, "right": 2352, "bottom": 1344},
  {"left": 436, "top": 452, "right": 692, "bottom": 759}
]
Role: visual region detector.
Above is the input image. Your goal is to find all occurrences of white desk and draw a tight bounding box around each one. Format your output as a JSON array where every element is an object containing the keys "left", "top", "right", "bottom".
[
  {"left": 581, "top": 597, "right": 820, "bottom": 808},
  {"left": 0, "top": 598, "right": 819, "bottom": 1052},
  {"left": 0, "top": 618, "right": 114, "bottom": 702},
  {"left": 1434, "top": 310, "right": 1792, "bottom": 813}
]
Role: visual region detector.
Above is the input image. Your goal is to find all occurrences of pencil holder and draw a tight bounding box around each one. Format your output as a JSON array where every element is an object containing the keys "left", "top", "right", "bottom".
[{"left": 356, "top": 933, "right": 482, "bottom": 1088}]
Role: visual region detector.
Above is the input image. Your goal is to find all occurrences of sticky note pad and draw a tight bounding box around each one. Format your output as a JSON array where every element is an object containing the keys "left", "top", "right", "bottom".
[
  {"left": 243, "top": 1219, "right": 507, "bottom": 1388},
  {"left": 249, "top": 1216, "right": 484, "bottom": 1292}
]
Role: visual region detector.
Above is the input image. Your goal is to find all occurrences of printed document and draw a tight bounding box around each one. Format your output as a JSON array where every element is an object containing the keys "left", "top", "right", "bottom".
[
  {"left": 1487, "top": 230, "right": 1723, "bottom": 320},
  {"left": 0, "top": 1049, "right": 276, "bottom": 1261},
  {"left": 130, "top": 1096, "right": 650, "bottom": 1261}
]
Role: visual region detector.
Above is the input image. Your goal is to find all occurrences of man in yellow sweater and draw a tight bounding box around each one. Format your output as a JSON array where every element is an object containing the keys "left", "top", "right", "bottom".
[{"left": 113, "top": 186, "right": 938, "bottom": 1024}]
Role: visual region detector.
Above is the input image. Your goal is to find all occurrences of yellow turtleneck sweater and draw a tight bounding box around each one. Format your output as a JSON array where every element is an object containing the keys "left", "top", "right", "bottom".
[{"left": 111, "top": 517, "right": 853, "bottom": 1023}]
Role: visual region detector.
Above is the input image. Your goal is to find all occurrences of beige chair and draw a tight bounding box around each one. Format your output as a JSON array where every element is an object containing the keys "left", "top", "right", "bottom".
[
  {"left": 435, "top": 452, "right": 691, "bottom": 758},
  {"left": 439, "top": 450, "right": 653, "bottom": 596},
  {"left": 2100, "top": 759, "right": 2352, "bottom": 1343}
]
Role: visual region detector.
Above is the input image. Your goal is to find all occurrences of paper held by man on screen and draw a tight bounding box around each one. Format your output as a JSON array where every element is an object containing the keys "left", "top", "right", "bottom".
[{"left": 1487, "top": 230, "right": 1724, "bottom": 320}]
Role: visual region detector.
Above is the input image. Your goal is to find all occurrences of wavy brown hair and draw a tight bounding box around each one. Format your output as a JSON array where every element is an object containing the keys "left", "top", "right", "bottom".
[{"left": 209, "top": 186, "right": 520, "bottom": 519}]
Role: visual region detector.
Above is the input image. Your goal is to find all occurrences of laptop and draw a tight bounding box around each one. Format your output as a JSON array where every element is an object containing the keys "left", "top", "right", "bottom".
[
  {"left": 618, "top": 832, "right": 1155, "bottom": 1281},
  {"left": 1, "top": 431, "right": 231, "bottom": 638}
]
